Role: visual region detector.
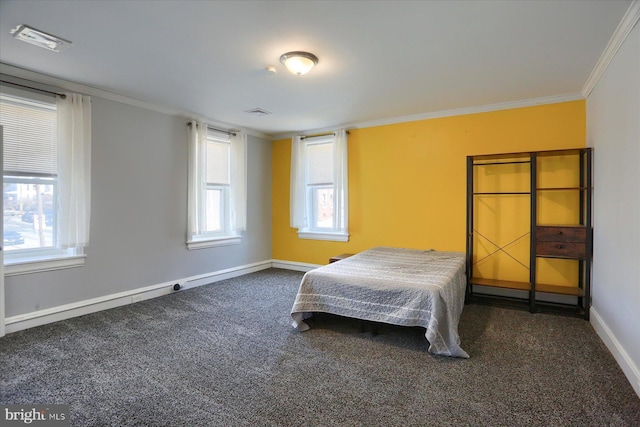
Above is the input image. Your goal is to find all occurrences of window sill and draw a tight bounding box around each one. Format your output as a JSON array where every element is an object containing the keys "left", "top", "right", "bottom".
[
  {"left": 187, "top": 235, "right": 242, "bottom": 250},
  {"left": 297, "top": 231, "right": 349, "bottom": 242},
  {"left": 4, "top": 254, "right": 86, "bottom": 276}
]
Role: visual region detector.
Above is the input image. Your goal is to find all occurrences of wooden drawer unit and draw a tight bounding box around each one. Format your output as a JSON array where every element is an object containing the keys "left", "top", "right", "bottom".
[
  {"left": 537, "top": 226, "right": 586, "bottom": 242},
  {"left": 536, "top": 241, "right": 586, "bottom": 258},
  {"left": 536, "top": 226, "right": 587, "bottom": 259}
]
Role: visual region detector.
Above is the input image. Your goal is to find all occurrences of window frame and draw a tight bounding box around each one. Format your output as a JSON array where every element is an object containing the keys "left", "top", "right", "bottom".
[
  {"left": 1, "top": 87, "right": 85, "bottom": 275},
  {"left": 295, "top": 134, "right": 349, "bottom": 242},
  {"left": 203, "top": 135, "right": 231, "bottom": 237},
  {"left": 204, "top": 183, "right": 230, "bottom": 236},
  {"left": 186, "top": 125, "right": 243, "bottom": 250}
]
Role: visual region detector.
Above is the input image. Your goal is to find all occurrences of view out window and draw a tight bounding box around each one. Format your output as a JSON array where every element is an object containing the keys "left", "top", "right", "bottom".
[{"left": 1, "top": 93, "right": 58, "bottom": 253}]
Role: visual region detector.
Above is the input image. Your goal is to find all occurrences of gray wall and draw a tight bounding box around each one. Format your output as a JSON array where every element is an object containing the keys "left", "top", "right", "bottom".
[
  {"left": 5, "top": 95, "right": 272, "bottom": 317},
  {"left": 586, "top": 22, "right": 639, "bottom": 386}
]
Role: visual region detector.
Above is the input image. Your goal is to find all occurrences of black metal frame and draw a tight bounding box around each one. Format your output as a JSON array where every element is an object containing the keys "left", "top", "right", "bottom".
[{"left": 466, "top": 148, "right": 593, "bottom": 320}]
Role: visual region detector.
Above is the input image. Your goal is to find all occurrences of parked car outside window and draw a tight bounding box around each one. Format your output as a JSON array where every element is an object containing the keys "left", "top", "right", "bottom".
[{"left": 3, "top": 230, "right": 25, "bottom": 246}]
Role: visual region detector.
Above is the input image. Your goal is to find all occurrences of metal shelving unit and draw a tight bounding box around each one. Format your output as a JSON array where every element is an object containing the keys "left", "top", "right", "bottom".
[{"left": 466, "top": 148, "right": 593, "bottom": 319}]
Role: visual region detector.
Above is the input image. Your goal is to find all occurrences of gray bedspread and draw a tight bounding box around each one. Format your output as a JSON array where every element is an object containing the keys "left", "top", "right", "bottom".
[{"left": 290, "top": 247, "right": 469, "bottom": 358}]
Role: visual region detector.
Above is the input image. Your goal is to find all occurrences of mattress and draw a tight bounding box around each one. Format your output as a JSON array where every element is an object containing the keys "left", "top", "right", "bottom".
[{"left": 290, "top": 246, "right": 469, "bottom": 358}]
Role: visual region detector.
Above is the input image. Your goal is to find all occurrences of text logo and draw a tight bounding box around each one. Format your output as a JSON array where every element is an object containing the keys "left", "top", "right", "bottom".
[{"left": 2, "top": 405, "right": 69, "bottom": 426}]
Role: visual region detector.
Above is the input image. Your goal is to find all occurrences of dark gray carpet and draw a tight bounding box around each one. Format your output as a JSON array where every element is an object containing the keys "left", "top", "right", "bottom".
[{"left": 1, "top": 268, "right": 638, "bottom": 426}]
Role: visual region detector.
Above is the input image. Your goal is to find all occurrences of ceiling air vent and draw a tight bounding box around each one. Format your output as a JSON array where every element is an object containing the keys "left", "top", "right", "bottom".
[{"left": 244, "top": 108, "right": 272, "bottom": 116}]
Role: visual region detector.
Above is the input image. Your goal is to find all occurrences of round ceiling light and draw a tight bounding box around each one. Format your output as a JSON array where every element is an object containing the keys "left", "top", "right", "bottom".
[{"left": 279, "top": 51, "right": 318, "bottom": 76}]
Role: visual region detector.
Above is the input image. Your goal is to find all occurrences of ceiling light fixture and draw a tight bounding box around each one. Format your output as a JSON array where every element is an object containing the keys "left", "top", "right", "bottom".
[
  {"left": 10, "top": 24, "right": 71, "bottom": 52},
  {"left": 279, "top": 51, "right": 318, "bottom": 76}
]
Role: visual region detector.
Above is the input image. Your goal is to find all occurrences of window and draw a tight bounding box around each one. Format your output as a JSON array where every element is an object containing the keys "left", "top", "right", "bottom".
[
  {"left": 1, "top": 86, "right": 91, "bottom": 275},
  {"left": 290, "top": 130, "right": 348, "bottom": 241},
  {"left": 307, "top": 137, "right": 335, "bottom": 230},
  {"left": 187, "top": 122, "right": 246, "bottom": 250},
  {"left": 205, "top": 131, "right": 232, "bottom": 234},
  {"left": 2, "top": 93, "right": 57, "bottom": 252}
]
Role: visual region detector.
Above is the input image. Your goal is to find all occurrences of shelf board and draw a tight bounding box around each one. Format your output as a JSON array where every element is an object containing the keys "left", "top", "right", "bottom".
[
  {"left": 470, "top": 277, "right": 530, "bottom": 291},
  {"left": 473, "top": 160, "right": 531, "bottom": 166},
  {"left": 468, "top": 295, "right": 587, "bottom": 319},
  {"left": 536, "top": 254, "right": 588, "bottom": 260},
  {"left": 470, "top": 278, "right": 585, "bottom": 297},
  {"left": 473, "top": 192, "right": 530, "bottom": 195},
  {"left": 536, "top": 224, "right": 586, "bottom": 227},
  {"left": 535, "top": 283, "right": 584, "bottom": 297},
  {"left": 469, "top": 148, "right": 591, "bottom": 162},
  {"left": 469, "top": 152, "right": 531, "bottom": 162},
  {"left": 537, "top": 187, "right": 591, "bottom": 191},
  {"left": 536, "top": 148, "right": 592, "bottom": 157}
]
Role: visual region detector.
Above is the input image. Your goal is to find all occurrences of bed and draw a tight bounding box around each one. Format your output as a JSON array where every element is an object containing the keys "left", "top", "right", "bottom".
[{"left": 290, "top": 246, "right": 469, "bottom": 358}]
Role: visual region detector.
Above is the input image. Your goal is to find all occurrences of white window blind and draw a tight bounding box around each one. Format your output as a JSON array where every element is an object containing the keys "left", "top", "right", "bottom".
[
  {"left": 206, "top": 139, "right": 230, "bottom": 185},
  {"left": 307, "top": 140, "right": 333, "bottom": 185},
  {"left": 0, "top": 95, "right": 57, "bottom": 177}
]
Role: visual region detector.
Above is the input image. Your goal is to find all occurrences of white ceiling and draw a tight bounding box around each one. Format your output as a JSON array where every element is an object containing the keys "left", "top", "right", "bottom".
[{"left": 0, "top": 0, "right": 633, "bottom": 137}]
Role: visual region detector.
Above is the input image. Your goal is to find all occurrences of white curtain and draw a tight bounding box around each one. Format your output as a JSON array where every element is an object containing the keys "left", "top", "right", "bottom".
[
  {"left": 230, "top": 131, "right": 247, "bottom": 232},
  {"left": 333, "top": 129, "right": 348, "bottom": 232},
  {"left": 187, "top": 121, "right": 207, "bottom": 238},
  {"left": 56, "top": 93, "right": 91, "bottom": 249},
  {"left": 290, "top": 135, "right": 307, "bottom": 229}
]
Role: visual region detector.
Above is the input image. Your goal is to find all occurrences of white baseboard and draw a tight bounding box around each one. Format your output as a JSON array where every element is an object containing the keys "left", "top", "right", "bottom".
[
  {"left": 590, "top": 307, "right": 640, "bottom": 398},
  {"left": 4, "top": 260, "right": 272, "bottom": 334},
  {"left": 271, "top": 259, "right": 320, "bottom": 272}
]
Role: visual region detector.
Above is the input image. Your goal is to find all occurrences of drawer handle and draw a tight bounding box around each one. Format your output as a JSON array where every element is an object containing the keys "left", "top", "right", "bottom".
[{"left": 556, "top": 244, "right": 564, "bottom": 249}]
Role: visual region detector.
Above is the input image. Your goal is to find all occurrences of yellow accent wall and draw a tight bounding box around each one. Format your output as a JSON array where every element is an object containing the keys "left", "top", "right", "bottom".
[{"left": 272, "top": 100, "right": 586, "bottom": 268}]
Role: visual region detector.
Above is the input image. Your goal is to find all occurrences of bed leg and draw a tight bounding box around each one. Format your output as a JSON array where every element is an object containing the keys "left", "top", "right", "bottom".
[{"left": 359, "top": 320, "right": 379, "bottom": 335}]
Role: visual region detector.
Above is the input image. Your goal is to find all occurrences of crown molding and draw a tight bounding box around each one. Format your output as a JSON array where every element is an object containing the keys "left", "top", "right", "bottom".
[
  {"left": 269, "top": 93, "right": 584, "bottom": 141},
  {"left": 582, "top": 0, "right": 640, "bottom": 98},
  {"left": 0, "top": 62, "right": 271, "bottom": 140}
]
